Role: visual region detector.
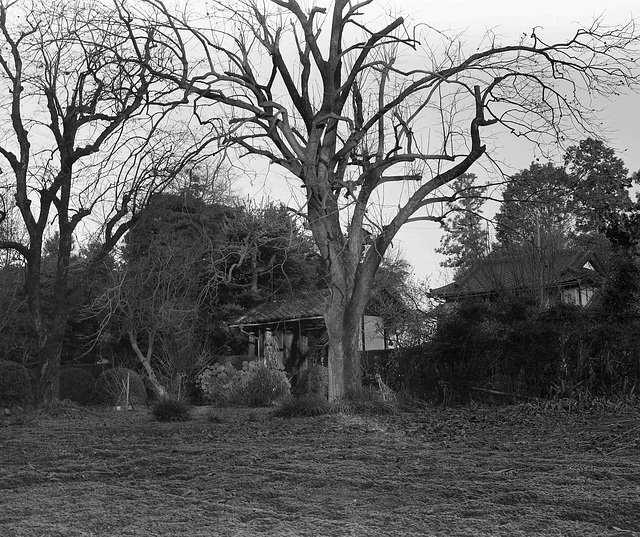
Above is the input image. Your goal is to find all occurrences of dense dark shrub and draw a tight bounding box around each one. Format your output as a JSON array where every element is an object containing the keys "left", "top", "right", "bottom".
[
  {"left": 59, "top": 368, "right": 95, "bottom": 405},
  {"left": 423, "top": 301, "right": 506, "bottom": 402},
  {"left": 91, "top": 367, "right": 147, "bottom": 407},
  {"left": 151, "top": 398, "right": 192, "bottom": 421},
  {"left": 372, "top": 286, "right": 640, "bottom": 405},
  {"left": 293, "top": 364, "right": 328, "bottom": 397},
  {"left": 0, "top": 360, "right": 32, "bottom": 406},
  {"left": 69, "top": 364, "right": 105, "bottom": 379},
  {"left": 361, "top": 348, "right": 441, "bottom": 400}
]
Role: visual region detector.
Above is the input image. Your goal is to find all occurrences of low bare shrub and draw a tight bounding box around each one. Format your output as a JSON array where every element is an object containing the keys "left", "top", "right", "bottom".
[{"left": 91, "top": 367, "right": 147, "bottom": 408}]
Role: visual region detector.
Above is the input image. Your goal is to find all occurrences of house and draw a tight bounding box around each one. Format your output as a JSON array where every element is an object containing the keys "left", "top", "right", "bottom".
[
  {"left": 430, "top": 249, "right": 603, "bottom": 307},
  {"left": 229, "top": 291, "right": 387, "bottom": 380}
]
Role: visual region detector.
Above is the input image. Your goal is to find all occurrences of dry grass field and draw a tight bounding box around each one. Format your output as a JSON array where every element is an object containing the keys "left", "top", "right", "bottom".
[{"left": 1, "top": 403, "right": 639, "bottom": 536}]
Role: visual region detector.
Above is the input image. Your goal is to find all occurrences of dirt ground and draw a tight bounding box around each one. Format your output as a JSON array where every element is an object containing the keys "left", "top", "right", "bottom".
[{"left": 1, "top": 403, "right": 639, "bottom": 537}]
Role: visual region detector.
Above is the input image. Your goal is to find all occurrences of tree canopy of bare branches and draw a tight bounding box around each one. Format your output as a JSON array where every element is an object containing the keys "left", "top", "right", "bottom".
[
  {"left": 132, "top": 0, "right": 640, "bottom": 400},
  {"left": 60, "top": 0, "right": 638, "bottom": 400},
  {"left": 0, "top": 0, "right": 217, "bottom": 403}
]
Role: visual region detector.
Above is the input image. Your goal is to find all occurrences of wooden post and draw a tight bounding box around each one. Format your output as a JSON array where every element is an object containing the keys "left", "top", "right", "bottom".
[{"left": 125, "top": 372, "right": 130, "bottom": 411}]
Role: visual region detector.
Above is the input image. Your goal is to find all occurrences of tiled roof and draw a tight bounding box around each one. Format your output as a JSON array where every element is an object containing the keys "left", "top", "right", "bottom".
[
  {"left": 431, "top": 249, "right": 602, "bottom": 300},
  {"left": 230, "top": 292, "right": 328, "bottom": 326}
]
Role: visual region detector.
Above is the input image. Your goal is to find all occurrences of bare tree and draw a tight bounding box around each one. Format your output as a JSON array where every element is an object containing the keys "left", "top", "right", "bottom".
[
  {"left": 136, "top": 0, "right": 639, "bottom": 400},
  {"left": 0, "top": 0, "right": 216, "bottom": 404},
  {"left": 96, "top": 240, "right": 204, "bottom": 398},
  {"left": 92, "top": 190, "right": 320, "bottom": 397}
]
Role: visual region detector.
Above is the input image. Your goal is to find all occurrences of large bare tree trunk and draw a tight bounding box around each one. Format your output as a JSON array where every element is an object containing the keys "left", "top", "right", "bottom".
[
  {"left": 27, "top": 228, "right": 72, "bottom": 405},
  {"left": 343, "top": 305, "right": 364, "bottom": 397},
  {"left": 36, "top": 326, "right": 64, "bottom": 404},
  {"left": 323, "top": 258, "right": 376, "bottom": 401},
  {"left": 324, "top": 295, "right": 371, "bottom": 401},
  {"left": 324, "top": 301, "right": 346, "bottom": 401}
]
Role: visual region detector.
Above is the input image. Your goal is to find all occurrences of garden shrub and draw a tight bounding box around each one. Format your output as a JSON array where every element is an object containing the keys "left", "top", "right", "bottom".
[
  {"left": 361, "top": 347, "right": 437, "bottom": 400},
  {"left": 59, "top": 367, "right": 95, "bottom": 405},
  {"left": 91, "top": 367, "right": 147, "bottom": 407},
  {"left": 218, "top": 354, "right": 254, "bottom": 370},
  {"left": 198, "top": 360, "right": 290, "bottom": 406},
  {"left": 197, "top": 362, "right": 243, "bottom": 405},
  {"left": 346, "top": 385, "right": 400, "bottom": 415},
  {"left": 0, "top": 360, "right": 33, "bottom": 406},
  {"left": 151, "top": 398, "right": 192, "bottom": 422},
  {"left": 239, "top": 361, "right": 290, "bottom": 406},
  {"left": 423, "top": 301, "right": 505, "bottom": 403},
  {"left": 293, "top": 364, "right": 328, "bottom": 397}
]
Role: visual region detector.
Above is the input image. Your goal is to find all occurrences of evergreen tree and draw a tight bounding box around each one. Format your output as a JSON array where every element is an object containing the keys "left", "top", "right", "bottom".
[
  {"left": 496, "top": 140, "right": 634, "bottom": 252},
  {"left": 564, "top": 138, "right": 633, "bottom": 233},
  {"left": 495, "top": 162, "right": 573, "bottom": 250},
  {"left": 436, "top": 174, "right": 489, "bottom": 272}
]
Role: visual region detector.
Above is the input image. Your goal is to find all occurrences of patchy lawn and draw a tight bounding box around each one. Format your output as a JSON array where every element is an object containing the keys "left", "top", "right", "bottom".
[{"left": 1, "top": 403, "right": 639, "bottom": 536}]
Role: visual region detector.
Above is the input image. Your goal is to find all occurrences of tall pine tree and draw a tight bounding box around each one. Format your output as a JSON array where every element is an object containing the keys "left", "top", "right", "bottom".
[
  {"left": 495, "top": 139, "right": 633, "bottom": 253},
  {"left": 564, "top": 138, "right": 632, "bottom": 233},
  {"left": 495, "top": 162, "right": 573, "bottom": 250},
  {"left": 436, "top": 174, "right": 489, "bottom": 272}
]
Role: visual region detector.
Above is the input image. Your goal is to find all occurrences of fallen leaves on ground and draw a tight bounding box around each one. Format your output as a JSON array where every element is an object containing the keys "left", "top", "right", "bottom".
[{"left": 1, "top": 404, "right": 639, "bottom": 536}]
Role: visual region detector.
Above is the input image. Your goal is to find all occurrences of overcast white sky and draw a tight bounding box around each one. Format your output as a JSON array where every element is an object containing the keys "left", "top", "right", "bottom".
[{"left": 236, "top": 0, "right": 640, "bottom": 286}]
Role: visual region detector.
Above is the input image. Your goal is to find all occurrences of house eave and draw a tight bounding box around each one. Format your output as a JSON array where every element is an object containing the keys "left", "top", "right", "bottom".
[
  {"left": 229, "top": 315, "right": 325, "bottom": 329},
  {"left": 434, "top": 279, "right": 598, "bottom": 302}
]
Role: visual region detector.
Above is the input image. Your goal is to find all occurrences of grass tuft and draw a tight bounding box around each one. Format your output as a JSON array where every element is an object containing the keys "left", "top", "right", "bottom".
[
  {"left": 39, "top": 399, "right": 95, "bottom": 419},
  {"left": 274, "top": 393, "right": 331, "bottom": 417},
  {"left": 151, "top": 398, "right": 192, "bottom": 422},
  {"left": 336, "top": 385, "right": 400, "bottom": 416}
]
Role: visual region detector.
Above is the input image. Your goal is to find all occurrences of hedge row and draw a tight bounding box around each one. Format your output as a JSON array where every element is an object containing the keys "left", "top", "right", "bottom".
[
  {"left": 0, "top": 363, "right": 147, "bottom": 407},
  {"left": 363, "top": 300, "right": 640, "bottom": 403}
]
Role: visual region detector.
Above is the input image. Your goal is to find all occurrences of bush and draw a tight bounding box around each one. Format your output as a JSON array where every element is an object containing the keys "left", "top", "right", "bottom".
[
  {"left": 293, "top": 365, "right": 328, "bottom": 397},
  {"left": 91, "top": 367, "right": 147, "bottom": 408},
  {"left": 383, "top": 293, "right": 640, "bottom": 405},
  {"left": 197, "top": 362, "right": 243, "bottom": 405},
  {"left": 0, "top": 360, "right": 32, "bottom": 406},
  {"left": 59, "top": 368, "right": 95, "bottom": 405},
  {"left": 198, "top": 360, "right": 290, "bottom": 407},
  {"left": 274, "top": 393, "right": 331, "bottom": 417},
  {"left": 151, "top": 398, "right": 192, "bottom": 422},
  {"left": 239, "top": 361, "right": 291, "bottom": 406},
  {"left": 344, "top": 385, "right": 400, "bottom": 415}
]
